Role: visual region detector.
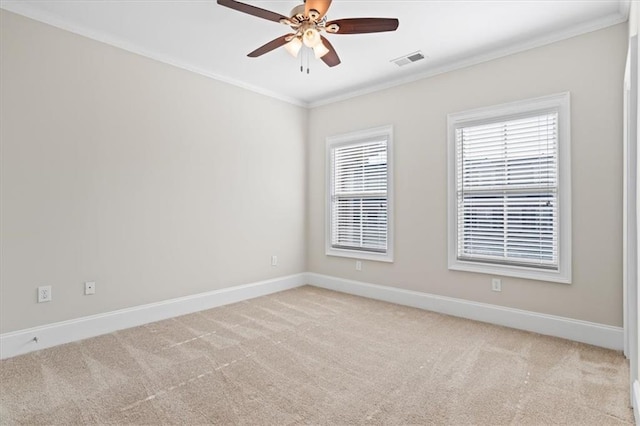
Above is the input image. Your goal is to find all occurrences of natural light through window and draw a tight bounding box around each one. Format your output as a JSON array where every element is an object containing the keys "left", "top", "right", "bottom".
[
  {"left": 326, "top": 125, "right": 394, "bottom": 262},
  {"left": 448, "top": 93, "right": 571, "bottom": 283}
]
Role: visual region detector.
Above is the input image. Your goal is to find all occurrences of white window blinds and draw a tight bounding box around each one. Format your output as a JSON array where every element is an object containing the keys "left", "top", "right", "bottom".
[
  {"left": 455, "top": 112, "right": 559, "bottom": 270},
  {"left": 330, "top": 139, "right": 388, "bottom": 253}
]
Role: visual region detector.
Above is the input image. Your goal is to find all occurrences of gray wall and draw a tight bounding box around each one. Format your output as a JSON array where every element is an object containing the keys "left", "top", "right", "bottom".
[
  {"left": 0, "top": 11, "right": 307, "bottom": 333},
  {"left": 307, "top": 24, "right": 627, "bottom": 326},
  {"left": 1, "top": 10, "right": 628, "bottom": 334}
]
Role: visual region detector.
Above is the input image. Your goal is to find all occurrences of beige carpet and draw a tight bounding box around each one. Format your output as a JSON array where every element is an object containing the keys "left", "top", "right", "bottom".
[{"left": 0, "top": 286, "right": 633, "bottom": 425}]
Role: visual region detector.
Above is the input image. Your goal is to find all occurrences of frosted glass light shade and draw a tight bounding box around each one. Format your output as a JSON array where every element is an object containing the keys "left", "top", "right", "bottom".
[
  {"left": 303, "top": 28, "right": 321, "bottom": 48},
  {"left": 313, "top": 42, "right": 330, "bottom": 59},
  {"left": 284, "top": 37, "right": 302, "bottom": 57}
]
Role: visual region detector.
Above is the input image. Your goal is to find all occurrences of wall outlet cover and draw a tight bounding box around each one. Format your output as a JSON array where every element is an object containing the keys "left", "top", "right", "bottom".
[
  {"left": 38, "top": 286, "right": 52, "bottom": 303},
  {"left": 491, "top": 278, "right": 502, "bottom": 292}
]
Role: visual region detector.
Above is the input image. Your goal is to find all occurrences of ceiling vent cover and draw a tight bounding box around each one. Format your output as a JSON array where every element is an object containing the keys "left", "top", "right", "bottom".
[{"left": 391, "top": 51, "right": 425, "bottom": 67}]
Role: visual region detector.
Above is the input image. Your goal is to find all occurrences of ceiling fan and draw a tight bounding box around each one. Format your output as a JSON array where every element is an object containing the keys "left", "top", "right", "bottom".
[{"left": 217, "top": 0, "right": 399, "bottom": 68}]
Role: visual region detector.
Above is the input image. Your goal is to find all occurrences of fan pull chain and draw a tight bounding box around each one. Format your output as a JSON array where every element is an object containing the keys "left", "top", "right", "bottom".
[{"left": 298, "top": 49, "right": 311, "bottom": 75}]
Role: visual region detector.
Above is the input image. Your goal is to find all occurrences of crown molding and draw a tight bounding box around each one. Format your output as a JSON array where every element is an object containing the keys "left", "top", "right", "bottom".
[
  {"left": 1, "top": 1, "right": 630, "bottom": 109},
  {"left": 308, "top": 10, "right": 629, "bottom": 108},
  {"left": 0, "top": 2, "right": 307, "bottom": 108},
  {"left": 619, "top": 0, "right": 631, "bottom": 21}
]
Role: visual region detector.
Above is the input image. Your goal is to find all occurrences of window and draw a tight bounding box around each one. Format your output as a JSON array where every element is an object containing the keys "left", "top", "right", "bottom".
[
  {"left": 326, "top": 125, "right": 394, "bottom": 262},
  {"left": 448, "top": 93, "right": 571, "bottom": 283}
]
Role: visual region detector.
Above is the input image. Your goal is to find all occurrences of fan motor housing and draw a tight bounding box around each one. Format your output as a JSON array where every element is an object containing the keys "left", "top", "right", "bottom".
[{"left": 290, "top": 4, "right": 305, "bottom": 20}]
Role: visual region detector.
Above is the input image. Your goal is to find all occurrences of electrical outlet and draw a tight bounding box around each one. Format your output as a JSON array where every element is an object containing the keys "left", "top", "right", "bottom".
[
  {"left": 271, "top": 255, "right": 278, "bottom": 266},
  {"left": 38, "top": 286, "right": 52, "bottom": 303},
  {"left": 491, "top": 278, "right": 502, "bottom": 292},
  {"left": 85, "top": 281, "right": 96, "bottom": 295},
  {"left": 355, "top": 261, "right": 362, "bottom": 271}
]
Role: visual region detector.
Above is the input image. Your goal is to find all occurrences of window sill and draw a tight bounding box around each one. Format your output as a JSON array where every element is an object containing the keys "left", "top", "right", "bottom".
[
  {"left": 326, "top": 247, "right": 394, "bottom": 263},
  {"left": 448, "top": 259, "right": 571, "bottom": 284}
]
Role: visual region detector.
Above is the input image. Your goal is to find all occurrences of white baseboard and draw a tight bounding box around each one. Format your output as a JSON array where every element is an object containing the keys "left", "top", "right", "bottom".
[
  {"left": 1, "top": 272, "right": 625, "bottom": 360},
  {"left": 306, "top": 273, "right": 624, "bottom": 351},
  {"left": 634, "top": 380, "right": 640, "bottom": 425},
  {"left": 0, "top": 274, "right": 306, "bottom": 360}
]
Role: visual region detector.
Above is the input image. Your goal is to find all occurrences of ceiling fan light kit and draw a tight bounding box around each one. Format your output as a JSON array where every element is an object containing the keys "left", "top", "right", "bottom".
[
  {"left": 284, "top": 37, "right": 303, "bottom": 57},
  {"left": 313, "top": 42, "right": 330, "bottom": 59},
  {"left": 217, "top": 0, "right": 399, "bottom": 68},
  {"left": 303, "top": 27, "right": 321, "bottom": 48}
]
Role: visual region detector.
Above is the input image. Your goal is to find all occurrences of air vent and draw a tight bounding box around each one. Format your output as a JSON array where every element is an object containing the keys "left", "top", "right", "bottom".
[{"left": 391, "top": 51, "right": 426, "bottom": 67}]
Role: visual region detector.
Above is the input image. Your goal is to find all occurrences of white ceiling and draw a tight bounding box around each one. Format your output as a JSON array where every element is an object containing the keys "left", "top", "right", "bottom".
[{"left": 1, "top": 0, "right": 630, "bottom": 107}]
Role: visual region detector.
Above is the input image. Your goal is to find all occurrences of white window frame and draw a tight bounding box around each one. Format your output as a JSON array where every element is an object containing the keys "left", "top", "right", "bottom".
[
  {"left": 447, "top": 93, "right": 571, "bottom": 283},
  {"left": 326, "top": 125, "right": 394, "bottom": 262}
]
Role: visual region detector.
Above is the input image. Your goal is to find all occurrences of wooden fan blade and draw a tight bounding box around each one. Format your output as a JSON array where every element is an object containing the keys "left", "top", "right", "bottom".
[
  {"left": 326, "top": 18, "right": 399, "bottom": 34},
  {"left": 320, "top": 36, "right": 341, "bottom": 67},
  {"left": 305, "top": 0, "right": 332, "bottom": 20},
  {"left": 217, "top": 0, "right": 287, "bottom": 23},
  {"left": 247, "top": 34, "right": 294, "bottom": 57}
]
